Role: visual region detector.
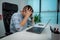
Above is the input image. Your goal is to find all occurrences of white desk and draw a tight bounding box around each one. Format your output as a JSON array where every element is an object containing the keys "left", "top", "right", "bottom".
[{"left": 0, "top": 25, "right": 51, "bottom": 40}]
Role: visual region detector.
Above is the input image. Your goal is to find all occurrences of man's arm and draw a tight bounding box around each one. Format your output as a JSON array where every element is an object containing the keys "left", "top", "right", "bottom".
[
  {"left": 20, "top": 15, "right": 30, "bottom": 26},
  {"left": 20, "top": 8, "right": 32, "bottom": 26},
  {"left": 31, "top": 18, "right": 34, "bottom": 25}
]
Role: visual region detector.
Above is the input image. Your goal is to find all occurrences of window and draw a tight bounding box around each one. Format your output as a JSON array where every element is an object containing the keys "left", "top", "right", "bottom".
[
  {"left": 27, "top": 0, "right": 40, "bottom": 16},
  {"left": 58, "top": 12, "right": 60, "bottom": 24},
  {"left": 41, "top": 12, "right": 57, "bottom": 24},
  {"left": 41, "top": 0, "right": 57, "bottom": 24},
  {"left": 27, "top": 0, "right": 60, "bottom": 24},
  {"left": 41, "top": 0, "right": 57, "bottom": 11}
]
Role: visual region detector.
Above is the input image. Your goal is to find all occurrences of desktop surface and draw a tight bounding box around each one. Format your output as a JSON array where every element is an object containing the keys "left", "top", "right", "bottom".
[{"left": 0, "top": 24, "right": 51, "bottom": 40}]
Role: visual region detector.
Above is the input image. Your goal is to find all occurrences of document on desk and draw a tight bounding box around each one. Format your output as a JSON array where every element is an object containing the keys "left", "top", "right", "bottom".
[
  {"left": 33, "top": 23, "right": 46, "bottom": 28},
  {"left": 33, "top": 19, "right": 51, "bottom": 28}
]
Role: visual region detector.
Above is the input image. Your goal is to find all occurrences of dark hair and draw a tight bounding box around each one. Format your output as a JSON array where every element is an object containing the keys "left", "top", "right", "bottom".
[{"left": 23, "top": 5, "right": 34, "bottom": 13}]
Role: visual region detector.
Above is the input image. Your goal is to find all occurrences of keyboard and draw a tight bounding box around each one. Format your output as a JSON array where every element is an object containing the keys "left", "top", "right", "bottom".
[{"left": 26, "top": 27, "right": 44, "bottom": 34}]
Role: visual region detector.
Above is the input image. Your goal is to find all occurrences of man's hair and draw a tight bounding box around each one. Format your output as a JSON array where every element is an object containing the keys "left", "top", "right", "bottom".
[{"left": 23, "top": 5, "right": 34, "bottom": 13}]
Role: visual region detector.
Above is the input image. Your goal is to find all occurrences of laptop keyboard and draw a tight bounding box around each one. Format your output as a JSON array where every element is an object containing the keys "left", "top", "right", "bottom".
[{"left": 26, "top": 27, "right": 44, "bottom": 34}]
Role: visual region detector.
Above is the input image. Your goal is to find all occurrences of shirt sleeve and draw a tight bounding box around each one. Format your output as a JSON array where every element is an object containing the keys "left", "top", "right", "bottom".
[
  {"left": 12, "top": 14, "right": 23, "bottom": 32},
  {"left": 27, "top": 18, "right": 32, "bottom": 26}
]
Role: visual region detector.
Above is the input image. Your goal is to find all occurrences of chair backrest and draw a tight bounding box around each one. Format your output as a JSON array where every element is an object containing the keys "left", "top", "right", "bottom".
[{"left": 2, "top": 2, "right": 18, "bottom": 35}]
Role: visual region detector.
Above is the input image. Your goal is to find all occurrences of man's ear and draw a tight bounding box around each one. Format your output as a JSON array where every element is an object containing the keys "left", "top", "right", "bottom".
[
  {"left": 20, "top": 10, "right": 23, "bottom": 13},
  {"left": 20, "top": 11, "right": 23, "bottom": 14}
]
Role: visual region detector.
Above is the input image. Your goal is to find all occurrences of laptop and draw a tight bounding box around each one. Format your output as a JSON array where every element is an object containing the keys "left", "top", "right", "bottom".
[{"left": 26, "top": 19, "right": 51, "bottom": 34}]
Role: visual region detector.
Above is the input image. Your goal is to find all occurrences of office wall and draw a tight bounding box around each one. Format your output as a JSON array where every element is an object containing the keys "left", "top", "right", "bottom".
[{"left": 0, "top": 0, "right": 27, "bottom": 37}]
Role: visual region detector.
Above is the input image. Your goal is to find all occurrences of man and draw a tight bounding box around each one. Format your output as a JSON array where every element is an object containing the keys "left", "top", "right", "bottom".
[{"left": 10, "top": 5, "right": 34, "bottom": 33}]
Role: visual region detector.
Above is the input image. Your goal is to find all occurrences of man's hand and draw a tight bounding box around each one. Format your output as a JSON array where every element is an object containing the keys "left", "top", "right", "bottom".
[
  {"left": 20, "top": 7, "right": 33, "bottom": 26},
  {"left": 25, "top": 8, "right": 32, "bottom": 18}
]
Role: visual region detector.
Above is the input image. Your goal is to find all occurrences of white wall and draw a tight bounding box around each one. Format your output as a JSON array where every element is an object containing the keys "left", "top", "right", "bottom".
[{"left": 0, "top": 0, "right": 28, "bottom": 37}]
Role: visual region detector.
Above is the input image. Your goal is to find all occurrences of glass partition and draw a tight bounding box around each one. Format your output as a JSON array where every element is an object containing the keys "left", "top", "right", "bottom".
[{"left": 27, "top": 0, "right": 60, "bottom": 24}]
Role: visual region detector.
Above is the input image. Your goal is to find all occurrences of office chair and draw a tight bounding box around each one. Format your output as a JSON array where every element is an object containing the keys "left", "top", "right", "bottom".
[{"left": 2, "top": 2, "right": 18, "bottom": 36}]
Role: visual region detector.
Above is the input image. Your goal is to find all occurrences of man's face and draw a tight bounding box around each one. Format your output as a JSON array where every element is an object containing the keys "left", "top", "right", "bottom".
[{"left": 21, "top": 9, "right": 26, "bottom": 16}]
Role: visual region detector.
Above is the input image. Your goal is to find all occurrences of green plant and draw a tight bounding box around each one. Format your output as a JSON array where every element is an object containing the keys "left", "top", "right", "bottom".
[{"left": 34, "top": 14, "right": 41, "bottom": 24}]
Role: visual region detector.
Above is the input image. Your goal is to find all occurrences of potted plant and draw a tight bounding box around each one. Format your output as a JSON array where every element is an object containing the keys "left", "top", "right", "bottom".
[{"left": 34, "top": 14, "right": 41, "bottom": 24}]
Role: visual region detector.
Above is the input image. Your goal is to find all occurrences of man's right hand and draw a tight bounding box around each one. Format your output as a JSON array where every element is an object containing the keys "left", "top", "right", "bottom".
[
  {"left": 20, "top": 7, "right": 33, "bottom": 26},
  {"left": 25, "top": 8, "right": 32, "bottom": 18}
]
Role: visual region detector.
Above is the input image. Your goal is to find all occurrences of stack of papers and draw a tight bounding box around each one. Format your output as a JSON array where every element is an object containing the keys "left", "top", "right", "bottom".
[{"left": 33, "top": 23, "right": 46, "bottom": 28}]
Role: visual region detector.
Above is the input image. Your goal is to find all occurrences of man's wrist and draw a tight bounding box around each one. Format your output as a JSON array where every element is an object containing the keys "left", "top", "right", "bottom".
[{"left": 25, "top": 15, "right": 29, "bottom": 18}]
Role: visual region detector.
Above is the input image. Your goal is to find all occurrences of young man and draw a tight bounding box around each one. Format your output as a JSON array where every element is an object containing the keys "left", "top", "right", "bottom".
[{"left": 10, "top": 5, "right": 34, "bottom": 33}]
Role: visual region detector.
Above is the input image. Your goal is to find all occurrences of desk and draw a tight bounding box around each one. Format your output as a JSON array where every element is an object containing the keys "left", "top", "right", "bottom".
[{"left": 0, "top": 25, "right": 51, "bottom": 40}]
